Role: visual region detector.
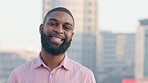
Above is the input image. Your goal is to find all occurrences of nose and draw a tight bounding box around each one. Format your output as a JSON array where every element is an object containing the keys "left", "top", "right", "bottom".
[{"left": 54, "top": 25, "right": 64, "bottom": 34}]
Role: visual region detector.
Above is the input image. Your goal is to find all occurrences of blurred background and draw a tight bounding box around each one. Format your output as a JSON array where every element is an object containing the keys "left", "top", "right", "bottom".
[{"left": 0, "top": 0, "right": 148, "bottom": 83}]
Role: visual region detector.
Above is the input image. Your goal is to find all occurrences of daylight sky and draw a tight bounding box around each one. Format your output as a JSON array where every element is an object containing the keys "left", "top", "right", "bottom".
[
  {"left": 0, "top": 0, "right": 148, "bottom": 50},
  {"left": 99, "top": 0, "right": 148, "bottom": 33}
]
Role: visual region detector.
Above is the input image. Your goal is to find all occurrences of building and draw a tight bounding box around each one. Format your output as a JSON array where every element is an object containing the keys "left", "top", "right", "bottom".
[
  {"left": 135, "top": 19, "right": 148, "bottom": 80},
  {"left": 97, "top": 31, "right": 135, "bottom": 83},
  {"left": 0, "top": 47, "right": 37, "bottom": 83},
  {"left": 42, "top": 0, "right": 99, "bottom": 79}
]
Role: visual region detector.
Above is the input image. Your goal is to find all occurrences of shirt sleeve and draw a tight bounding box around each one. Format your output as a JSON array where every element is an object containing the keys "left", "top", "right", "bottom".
[
  {"left": 86, "top": 70, "right": 96, "bottom": 83},
  {"left": 7, "top": 70, "right": 18, "bottom": 83}
]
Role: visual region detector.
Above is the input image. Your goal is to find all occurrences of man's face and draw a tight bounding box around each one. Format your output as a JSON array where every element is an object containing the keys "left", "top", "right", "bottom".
[{"left": 40, "top": 11, "right": 74, "bottom": 55}]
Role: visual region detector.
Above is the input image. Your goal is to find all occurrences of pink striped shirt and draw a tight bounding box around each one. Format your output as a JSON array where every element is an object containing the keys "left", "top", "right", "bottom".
[{"left": 8, "top": 54, "right": 96, "bottom": 83}]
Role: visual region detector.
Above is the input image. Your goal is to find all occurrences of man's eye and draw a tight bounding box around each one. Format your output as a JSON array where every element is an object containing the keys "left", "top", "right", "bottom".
[
  {"left": 63, "top": 25, "right": 73, "bottom": 31},
  {"left": 65, "top": 26, "right": 70, "bottom": 29},
  {"left": 48, "top": 22, "right": 57, "bottom": 27},
  {"left": 64, "top": 26, "right": 72, "bottom": 30}
]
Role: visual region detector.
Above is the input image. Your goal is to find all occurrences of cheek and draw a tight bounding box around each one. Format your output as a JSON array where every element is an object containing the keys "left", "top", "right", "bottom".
[
  {"left": 43, "top": 27, "right": 53, "bottom": 34},
  {"left": 67, "top": 33, "right": 73, "bottom": 40}
]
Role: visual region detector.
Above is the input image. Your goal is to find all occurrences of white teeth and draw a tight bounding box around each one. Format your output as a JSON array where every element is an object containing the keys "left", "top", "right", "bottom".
[{"left": 52, "top": 37, "right": 62, "bottom": 41}]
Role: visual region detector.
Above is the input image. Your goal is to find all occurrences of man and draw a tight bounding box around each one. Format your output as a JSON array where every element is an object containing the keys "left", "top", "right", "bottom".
[{"left": 8, "top": 7, "right": 96, "bottom": 83}]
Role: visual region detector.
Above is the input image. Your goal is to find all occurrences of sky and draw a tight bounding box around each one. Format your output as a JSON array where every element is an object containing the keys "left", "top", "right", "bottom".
[
  {"left": 0, "top": 0, "right": 42, "bottom": 50},
  {"left": 99, "top": 0, "right": 148, "bottom": 33},
  {"left": 0, "top": 0, "right": 148, "bottom": 50}
]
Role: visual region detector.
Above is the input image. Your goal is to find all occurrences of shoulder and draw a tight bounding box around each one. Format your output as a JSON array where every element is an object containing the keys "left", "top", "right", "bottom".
[
  {"left": 8, "top": 58, "right": 37, "bottom": 83},
  {"left": 67, "top": 59, "right": 96, "bottom": 82},
  {"left": 68, "top": 59, "right": 93, "bottom": 74},
  {"left": 12, "top": 58, "right": 37, "bottom": 74}
]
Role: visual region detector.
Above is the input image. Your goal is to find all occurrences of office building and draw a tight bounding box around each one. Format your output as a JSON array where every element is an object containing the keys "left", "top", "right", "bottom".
[
  {"left": 97, "top": 31, "right": 135, "bottom": 83},
  {"left": 135, "top": 19, "right": 148, "bottom": 80}
]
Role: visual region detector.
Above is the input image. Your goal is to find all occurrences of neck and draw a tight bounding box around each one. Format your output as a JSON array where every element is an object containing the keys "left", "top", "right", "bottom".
[{"left": 40, "top": 48, "right": 65, "bottom": 70}]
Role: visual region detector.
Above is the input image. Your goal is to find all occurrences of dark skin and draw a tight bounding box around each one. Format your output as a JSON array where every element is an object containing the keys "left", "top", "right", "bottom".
[{"left": 39, "top": 11, "right": 74, "bottom": 70}]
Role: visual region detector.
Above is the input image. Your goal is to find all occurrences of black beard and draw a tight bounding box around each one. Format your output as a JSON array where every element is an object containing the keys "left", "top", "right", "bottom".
[{"left": 41, "top": 32, "right": 72, "bottom": 56}]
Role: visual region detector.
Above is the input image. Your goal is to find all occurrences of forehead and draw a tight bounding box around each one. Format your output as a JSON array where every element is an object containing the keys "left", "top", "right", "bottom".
[{"left": 45, "top": 11, "right": 74, "bottom": 25}]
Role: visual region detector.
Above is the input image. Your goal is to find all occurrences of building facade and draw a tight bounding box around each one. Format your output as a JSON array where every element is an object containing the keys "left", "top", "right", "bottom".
[
  {"left": 97, "top": 31, "right": 135, "bottom": 83},
  {"left": 135, "top": 19, "right": 148, "bottom": 80}
]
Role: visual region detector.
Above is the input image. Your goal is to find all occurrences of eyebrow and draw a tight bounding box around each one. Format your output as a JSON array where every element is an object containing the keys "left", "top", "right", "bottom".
[
  {"left": 48, "top": 18, "right": 73, "bottom": 26},
  {"left": 47, "top": 18, "right": 58, "bottom": 22}
]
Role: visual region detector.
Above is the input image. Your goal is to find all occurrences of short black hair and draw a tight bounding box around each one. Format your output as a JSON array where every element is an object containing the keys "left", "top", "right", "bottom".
[{"left": 43, "top": 7, "right": 74, "bottom": 24}]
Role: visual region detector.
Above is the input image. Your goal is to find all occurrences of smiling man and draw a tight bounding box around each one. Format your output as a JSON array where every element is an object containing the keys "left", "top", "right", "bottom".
[{"left": 8, "top": 7, "right": 96, "bottom": 83}]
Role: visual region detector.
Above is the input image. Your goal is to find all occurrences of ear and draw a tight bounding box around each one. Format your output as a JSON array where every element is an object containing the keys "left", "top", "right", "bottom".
[
  {"left": 72, "top": 32, "right": 74, "bottom": 37},
  {"left": 39, "top": 24, "right": 43, "bottom": 34}
]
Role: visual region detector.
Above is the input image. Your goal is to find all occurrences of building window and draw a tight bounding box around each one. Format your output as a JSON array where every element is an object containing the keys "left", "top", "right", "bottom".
[
  {"left": 88, "top": 2, "right": 92, "bottom": 6},
  {"left": 88, "top": 10, "right": 91, "bottom": 14},
  {"left": 88, "top": 18, "right": 91, "bottom": 22},
  {"left": 87, "top": 26, "right": 91, "bottom": 31}
]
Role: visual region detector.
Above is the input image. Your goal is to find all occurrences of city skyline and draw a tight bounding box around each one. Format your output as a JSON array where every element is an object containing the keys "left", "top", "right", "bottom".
[
  {"left": 1, "top": 0, "right": 148, "bottom": 49},
  {"left": 1, "top": 0, "right": 148, "bottom": 82}
]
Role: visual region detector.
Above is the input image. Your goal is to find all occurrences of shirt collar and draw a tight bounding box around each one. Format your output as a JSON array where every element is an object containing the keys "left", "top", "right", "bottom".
[
  {"left": 58, "top": 53, "right": 70, "bottom": 70},
  {"left": 33, "top": 53, "right": 71, "bottom": 70},
  {"left": 33, "top": 54, "right": 44, "bottom": 69}
]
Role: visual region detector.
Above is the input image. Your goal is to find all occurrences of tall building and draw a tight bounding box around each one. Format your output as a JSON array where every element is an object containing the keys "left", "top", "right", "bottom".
[
  {"left": 135, "top": 19, "right": 148, "bottom": 80},
  {"left": 42, "top": 0, "right": 99, "bottom": 78},
  {"left": 97, "top": 31, "right": 135, "bottom": 83}
]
